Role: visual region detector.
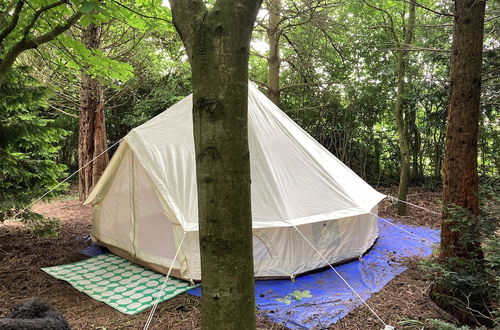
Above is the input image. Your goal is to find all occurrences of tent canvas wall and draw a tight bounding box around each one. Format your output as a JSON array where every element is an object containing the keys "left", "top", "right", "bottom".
[{"left": 84, "top": 83, "right": 385, "bottom": 281}]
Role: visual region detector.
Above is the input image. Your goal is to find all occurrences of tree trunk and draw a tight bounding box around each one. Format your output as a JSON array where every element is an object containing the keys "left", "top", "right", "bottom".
[
  {"left": 433, "top": 134, "right": 443, "bottom": 180},
  {"left": 440, "top": 0, "right": 486, "bottom": 259},
  {"left": 78, "top": 24, "right": 109, "bottom": 201},
  {"left": 394, "top": 0, "right": 416, "bottom": 215},
  {"left": 170, "top": 1, "right": 261, "bottom": 329},
  {"left": 267, "top": 0, "right": 281, "bottom": 105},
  {"left": 408, "top": 108, "right": 421, "bottom": 182},
  {"left": 431, "top": 2, "right": 487, "bottom": 324}
]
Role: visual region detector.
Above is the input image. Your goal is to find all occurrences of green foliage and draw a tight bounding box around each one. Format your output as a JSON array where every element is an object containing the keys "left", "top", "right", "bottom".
[
  {"left": 18, "top": 209, "right": 61, "bottom": 239},
  {"left": 0, "top": 0, "right": 84, "bottom": 57},
  {"left": 277, "top": 290, "right": 313, "bottom": 305},
  {"left": 80, "top": 1, "right": 100, "bottom": 14},
  {"left": 250, "top": 0, "right": 497, "bottom": 185},
  {"left": 104, "top": 33, "right": 191, "bottom": 144},
  {"left": 57, "top": 35, "right": 134, "bottom": 85},
  {"left": 72, "top": 0, "right": 171, "bottom": 86},
  {"left": 424, "top": 184, "right": 499, "bottom": 327},
  {"left": 14, "top": 1, "right": 177, "bottom": 171},
  {"left": 2, "top": 0, "right": 497, "bottom": 187},
  {"left": 249, "top": 0, "right": 455, "bottom": 184},
  {"left": 0, "top": 67, "right": 68, "bottom": 221},
  {"left": 399, "top": 317, "right": 486, "bottom": 329}
]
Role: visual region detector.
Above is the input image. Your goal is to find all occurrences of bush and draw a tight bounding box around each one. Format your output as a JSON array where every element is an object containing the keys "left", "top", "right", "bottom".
[
  {"left": 424, "top": 180, "right": 499, "bottom": 327},
  {"left": 17, "top": 210, "right": 61, "bottom": 239},
  {"left": 0, "top": 67, "right": 68, "bottom": 222},
  {"left": 399, "top": 317, "right": 486, "bottom": 329}
]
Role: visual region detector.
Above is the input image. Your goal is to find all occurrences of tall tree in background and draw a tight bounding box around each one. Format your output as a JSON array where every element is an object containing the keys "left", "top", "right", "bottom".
[
  {"left": 267, "top": 0, "right": 281, "bottom": 104},
  {"left": 170, "top": 0, "right": 261, "bottom": 329},
  {"left": 440, "top": 0, "right": 486, "bottom": 258},
  {"left": 254, "top": 0, "right": 331, "bottom": 106},
  {"left": 393, "top": 0, "right": 416, "bottom": 215},
  {"left": 363, "top": 0, "right": 416, "bottom": 215},
  {"left": 78, "top": 23, "right": 108, "bottom": 200}
]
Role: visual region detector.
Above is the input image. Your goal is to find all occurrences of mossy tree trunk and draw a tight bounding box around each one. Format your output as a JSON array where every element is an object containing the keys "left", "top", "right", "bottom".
[
  {"left": 170, "top": 1, "right": 261, "bottom": 329},
  {"left": 78, "top": 24, "right": 109, "bottom": 201},
  {"left": 440, "top": 0, "right": 486, "bottom": 259}
]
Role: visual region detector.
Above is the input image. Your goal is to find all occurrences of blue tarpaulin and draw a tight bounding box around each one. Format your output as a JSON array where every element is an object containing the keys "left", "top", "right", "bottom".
[
  {"left": 188, "top": 218, "right": 440, "bottom": 329},
  {"left": 80, "top": 242, "right": 109, "bottom": 257}
]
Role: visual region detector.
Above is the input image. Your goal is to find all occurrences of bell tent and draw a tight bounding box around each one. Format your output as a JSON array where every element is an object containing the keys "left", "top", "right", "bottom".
[{"left": 84, "top": 83, "right": 385, "bottom": 281}]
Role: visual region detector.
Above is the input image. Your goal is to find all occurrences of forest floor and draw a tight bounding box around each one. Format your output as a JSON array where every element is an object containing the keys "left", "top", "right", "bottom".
[{"left": 0, "top": 186, "right": 455, "bottom": 329}]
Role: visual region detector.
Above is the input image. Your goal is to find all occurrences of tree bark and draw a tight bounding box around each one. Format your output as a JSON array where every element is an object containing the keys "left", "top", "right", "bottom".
[
  {"left": 78, "top": 24, "right": 109, "bottom": 201},
  {"left": 440, "top": 0, "right": 486, "bottom": 259},
  {"left": 408, "top": 107, "right": 421, "bottom": 182},
  {"left": 394, "top": 0, "right": 416, "bottom": 215},
  {"left": 433, "top": 132, "right": 444, "bottom": 180},
  {"left": 170, "top": 1, "right": 261, "bottom": 329},
  {"left": 267, "top": 0, "right": 281, "bottom": 105}
]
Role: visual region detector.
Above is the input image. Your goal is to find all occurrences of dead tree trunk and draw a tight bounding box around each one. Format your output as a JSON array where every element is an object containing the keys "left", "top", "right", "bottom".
[
  {"left": 78, "top": 24, "right": 109, "bottom": 201},
  {"left": 170, "top": 1, "right": 262, "bottom": 329}
]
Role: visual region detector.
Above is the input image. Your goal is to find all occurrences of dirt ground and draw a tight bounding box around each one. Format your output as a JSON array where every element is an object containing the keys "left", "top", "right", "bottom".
[{"left": 0, "top": 187, "right": 455, "bottom": 329}]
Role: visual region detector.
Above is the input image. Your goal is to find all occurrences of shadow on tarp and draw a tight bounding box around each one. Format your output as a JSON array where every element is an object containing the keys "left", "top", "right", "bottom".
[{"left": 188, "top": 219, "right": 440, "bottom": 329}]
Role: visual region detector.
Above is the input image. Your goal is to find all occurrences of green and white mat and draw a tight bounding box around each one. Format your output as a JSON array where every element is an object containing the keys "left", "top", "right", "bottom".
[{"left": 42, "top": 253, "right": 198, "bottom": 315}]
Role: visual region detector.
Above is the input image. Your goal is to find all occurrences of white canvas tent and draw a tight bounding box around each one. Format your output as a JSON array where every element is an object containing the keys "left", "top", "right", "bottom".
[{"left": 85, "top": 82, "right": 385, "bottom": 281}]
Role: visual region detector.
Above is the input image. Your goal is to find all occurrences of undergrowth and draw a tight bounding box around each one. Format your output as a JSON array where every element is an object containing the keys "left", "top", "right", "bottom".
[{"left": 423, "top": 179, "right": 499, "bottom": 328}]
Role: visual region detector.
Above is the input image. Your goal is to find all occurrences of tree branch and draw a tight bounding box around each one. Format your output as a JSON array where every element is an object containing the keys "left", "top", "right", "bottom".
[
  {"left": 170, "top": 0, "right": 207, "bottom": 61},
  {"left": 389, "top": 0, "right": 455, "bottom": 17},
  {"left": 284, "top": 104, "right": 329, "bottom": 113},
  {"left": 249, "top": 50, "right": 267, "bottom": 59},
  {"left": 112, "top": 0, "right": 171, "bottom": 24},
  {"left": 0, "top": 10, "right": 82, "bottom": 87},
  {"left": 280, "top": 81, "right": 325, "bottom": 92},
  {"left": 0, "top": 0, "right": 24, "bottom": 44},
  {"left": 485, "top": 14, "right": 499, "bottom": 23},
  {"left": 23, "top": 0, "right": 67, "bottom": 38},
  {"left": 27, "top": 10, "right": 82, "bottom": 48},
  {"left": 48, "top": 103, "right": 78, "bottom": 117},
  {"left": 389, "top": 44, "right": 451, "bottom": 52},
  {"left": 316, "top": 25, "right": 347, "bottom": 63},
  {"left": 362, "top": 0, "right": 400, "bottom": 44},
  {"left": 250, "top": 79, "right": 268, "bottom": 90}
]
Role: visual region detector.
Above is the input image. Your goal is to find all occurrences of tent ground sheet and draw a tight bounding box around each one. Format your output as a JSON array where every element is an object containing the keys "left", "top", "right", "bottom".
[
  {"left": 189, "top": 218, "right": 440, "bottom": 329},
  {"left": 42, "top": 253, "right": 199, "bottom": 315}
]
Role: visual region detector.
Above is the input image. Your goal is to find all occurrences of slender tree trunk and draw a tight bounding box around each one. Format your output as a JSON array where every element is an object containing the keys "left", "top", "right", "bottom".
[
  {"left": 170, "top": 1, "right": 261, "bottom": 329},
  {"left": 440, "top": 0, "right": 486, "bottom": 259},
  {"left": 434, "top": 138, "right": 442, "bottom": 179},
  {"left": 78, "top": 24, "right": 109, "bottom": 201},
  {"left": 408, "top": 108, "right": 421, "bottom": 182},
  {"left": 267, "top": 0, "right": 281, "bottom": 105},
  {"left": 394, "top": 0, "right": 416, "bottom": 215}
]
